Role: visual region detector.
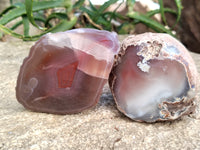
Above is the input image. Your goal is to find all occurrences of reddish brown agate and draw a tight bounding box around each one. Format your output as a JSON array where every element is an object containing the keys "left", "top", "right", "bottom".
[
  {"left": 109, "top": 33, "right": 198, "bottom": 122},
  {"left": 16, "top": 28, "right": 120, "bottom": 114}
]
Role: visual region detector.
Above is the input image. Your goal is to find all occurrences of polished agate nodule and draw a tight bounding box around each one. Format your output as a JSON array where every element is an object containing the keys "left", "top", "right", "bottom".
[
  {"left": 16, "top": 28, "right": 120, "bottom": 114},
  {"left": 109, "top": 33, "right": 198, "bottom": 122}
]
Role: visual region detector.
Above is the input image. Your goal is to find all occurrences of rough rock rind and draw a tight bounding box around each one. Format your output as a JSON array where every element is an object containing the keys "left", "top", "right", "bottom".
[{"left": 109, "top": 32, "right": 198, "bottom": 122}]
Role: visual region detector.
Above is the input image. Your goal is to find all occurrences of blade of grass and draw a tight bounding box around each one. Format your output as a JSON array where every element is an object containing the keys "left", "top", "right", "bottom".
[
  {"left": 83, "top": 12, "right": 103, "bottom": 30},
  {"left": 0, "top": 16, "right": 77, "bottom": 41},
  {"left": 108, "top": 0, "right": 124, "bottom": 22},
  {"left": 104, "top": 11, "right": 127, "bottom": 20},
  {"left": 22, "top": 15, "right": 29, "bottom": 36},
  {"left": 47, "top": 17, "right": 77, "bottom": 33},
  {"left": 83, "top": 0, "right": 119, "bottom": 23},
  {"left": 0, "top": 24, "right": 23, "bottom": 39},
  {"left": 146, "top": 8, "right": 176, "bottom": 17},
  {"left": 0, "top": 5, "right": 16, "bottom": 17},
  {"left": 99, "top": 0, "right": 118, "bottom": 13},
  {"left": 45, "top": 13, "right": 68, "bottom": 27},
  {"left": 96, "top": 16, "right": 111, "bottom": 28},
  {"left": 34, "top": 16, "right": 46, "bottom": 23},
  {"left": 158, "top": 0, "right": 167, "bottom": 24},
  {"left": 0, "top": 17, "right": 77, "bottom": 41},
  {"left": 88, "top": 0, "right": 98, "bottom": 11},
  {"left": 25, "top": 0, "right": 46, "bottom": 30},
  {"left": 173, "top": 0, "right": 182, "bottom": 27},
  {"left": 80, "top": 7, "right": 96, "bottom": 18},
  {"left": 73, "top": 0, "right": 85, "bottom": 9},
  {"left": 23, "top": 17, "right": 78, "bottom": 41},
  {"left": 10, "top": 16, "right": 46, "bottom": 31},
  {"left": 0, "top": 0, "right": 69, "bottom": 25},
  {"left": 132, "top": 8, "right": 177, "bottom": 27},
  {"left": 10, "top": 20, "right": 23, "bottom": 30},
  {"left": 128, "top": 12, "right": 174, "bottom": 36}
]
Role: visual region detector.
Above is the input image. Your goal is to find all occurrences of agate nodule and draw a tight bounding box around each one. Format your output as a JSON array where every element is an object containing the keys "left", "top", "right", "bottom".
[
  {"left": 16, "top": 29, "right": 120, "bottom": 114},
  {"left": 109, "top": 33, "right": 198, "bottom": 122}
]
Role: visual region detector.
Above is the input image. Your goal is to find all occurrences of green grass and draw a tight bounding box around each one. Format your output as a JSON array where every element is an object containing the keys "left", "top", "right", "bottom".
[{"left": 0, "top": 0, "right": 183, "bottom": 41}]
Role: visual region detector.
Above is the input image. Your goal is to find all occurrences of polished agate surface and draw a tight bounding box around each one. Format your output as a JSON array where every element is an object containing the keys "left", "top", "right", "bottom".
[{"left": 16, "top": 28, "right": 120, "bottom": 114}]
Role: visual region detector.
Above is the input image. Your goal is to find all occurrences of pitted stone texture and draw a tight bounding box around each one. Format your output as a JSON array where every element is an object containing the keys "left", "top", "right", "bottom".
[{"left": 0, "top": 39, "right": 200, "bottom": 150}]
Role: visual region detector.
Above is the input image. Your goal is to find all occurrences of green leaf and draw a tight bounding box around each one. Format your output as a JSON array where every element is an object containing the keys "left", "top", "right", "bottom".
[
  {"left": 25, "top": 0, "right": 46, "bottom": 30},
  {"left": 104, "top": 11, "right": 127, "bottom": 20},
  {"left": 47, "top": 17, "right": 77, "bottom": 33},
  {"left": 45, "top": 13, "right": 68, "bottom": 27},
  {"left": 128, "top": 12, "right": 174, "bottom": 36},
  {"left": 99, "top": 0, "right": 118, "bottom": 13},
  {"left": 10, "top": 20, "right": 23, "bottom": 30},
  {"left": 23, "top": 17, "right": 78, "bottom": 41},
  {"left": 131, "top": 8, "right": 176, "bottom": 25},
  {"left": 34, "top": 16, "right": 46, "bottom": 24},
  {"left": 0, "top": 17, "right": 77, "bottom": 41},
  {"left": 0, "top": 24, "right": 24, "bottom": 39},
  {"left": 0, "top": 5, "right": 16, "bottom": 17},
  {"left": 0, "top": 6, "right": 24, "bottom": 25},
  {"left": 146, "top": 8, "right": 176, "bottom": 17},
  {"left": 73, "top": 0, "right": 85, "bottom": 9},
  {"left": 10, "top": 16, "right": 46, "bottom": 31},
  {"left": 22, "top": 15, "right": 29, "bottom": 36},
  {"left": 174, "top": 0, "right": 182, "bottom": 27},
  {"left": 80, "top": 7, "right": 96, "bottom": 18},
  {"left": 158, "top": 0, "right": 167, "bottom": 24},
  {"left": 97, "top": 16, "right": 111, "bottom": 28},
  {"left": 88, "top": 0, "right": 98, "bottom": 11},
  {"left": 107, "top": 0, "right": 124, "bottom": 23},
  {"left": 0, "top": 0, "right": 70, "bottom": 25}
]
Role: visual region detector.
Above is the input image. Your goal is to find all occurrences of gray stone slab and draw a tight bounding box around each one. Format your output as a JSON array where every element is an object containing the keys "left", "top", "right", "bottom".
[{"left": 0, "top": 39, "right": 200, "bottom": 150}]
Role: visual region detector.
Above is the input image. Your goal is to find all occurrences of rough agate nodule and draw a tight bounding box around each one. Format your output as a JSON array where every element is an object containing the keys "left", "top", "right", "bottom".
[
  {"left": 16, "top": 28, "right": 120, "bottom": 114},
  {"left": 109, "top": 33, "right": 198, "bottom": 122}
]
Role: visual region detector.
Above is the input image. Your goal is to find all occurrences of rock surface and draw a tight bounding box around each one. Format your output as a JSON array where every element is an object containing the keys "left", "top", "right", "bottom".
[{"left": 0, "top": 38, "right": 200, "bottom": 150}]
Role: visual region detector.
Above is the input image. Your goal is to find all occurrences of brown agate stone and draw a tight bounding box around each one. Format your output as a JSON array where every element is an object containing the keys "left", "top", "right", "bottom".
[
  {"left": 16, "top": 28, "right": 120, "bottom": 114},
  {"left": 109, "top": 33, "right": 198, "bottom": 122}
]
